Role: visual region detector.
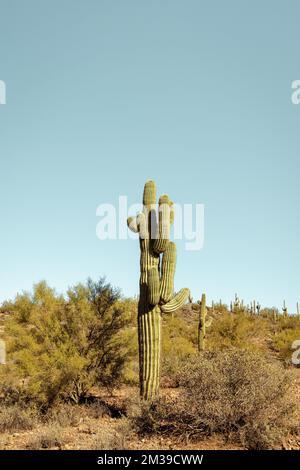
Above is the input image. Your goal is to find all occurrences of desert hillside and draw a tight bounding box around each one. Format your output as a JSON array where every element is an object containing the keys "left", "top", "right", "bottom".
[{"left": 1, "top": 282, "right": 300, "bottom": 450}]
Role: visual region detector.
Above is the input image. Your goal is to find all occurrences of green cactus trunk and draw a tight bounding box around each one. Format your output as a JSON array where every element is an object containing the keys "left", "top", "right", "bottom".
[
  {"left": 282, "top": 300, "right": 288, "bottom": 317},
  {"left": 128, "top": 180, "right": 190, "bottom": 401},
  {"left": 198, "top": 293, "right": 207, "bottom": 351}
]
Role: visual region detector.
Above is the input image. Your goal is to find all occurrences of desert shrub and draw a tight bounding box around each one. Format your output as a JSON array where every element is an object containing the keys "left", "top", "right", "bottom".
[
  {"left": 161, "top": 314, "right": 196, "bottom": 383},
  {"left": 27, "top": 424, "right": 66, "bottom": 449},
  {"left": 0, "top": 278, "right": 135, "bottom": 406},
  {"left": 88, "top": 418, "right": 133, "bottom": 450},
  {"left": 45, "top": 403, "right": 83, "bottom": 427},
  {"left": 137, "top": 350, "right": 298, "bottom": 449},
  {"left": 208, "top": 312, "right": 269, "bottom": 353},
  {"left": 84, "top": 401, "right": 112, "bottom": 419},
  {"left": 212, "top": 302, "right": 229, "bottom": 315},
  {"left": 125, "top": 394, "right": 142, "bottom": 419},
  {"left": 0, "top": 404, "right": 39, "bottom": 432},
  {"left": 260, "top": 307, "right": 279, "bottom": 319}
]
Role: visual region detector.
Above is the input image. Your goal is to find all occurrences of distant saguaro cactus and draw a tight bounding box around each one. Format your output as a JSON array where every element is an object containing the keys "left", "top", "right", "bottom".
[
  {"left": 127, "top": 180, "right": 190, "bottom": 401},
  {"left": 198, "top": 293, "right": 211, "bottom": 351},
  {"left": 233, "top": 293, "right": 240, "bottom": 312},
  {"left": 282, "top": 300, "right": 288, "bottom": 317}
]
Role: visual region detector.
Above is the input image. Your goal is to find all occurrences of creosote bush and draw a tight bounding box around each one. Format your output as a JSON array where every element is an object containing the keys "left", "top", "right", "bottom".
[{"left": 137, "top": 350, "right": 298, "bottom": 449}]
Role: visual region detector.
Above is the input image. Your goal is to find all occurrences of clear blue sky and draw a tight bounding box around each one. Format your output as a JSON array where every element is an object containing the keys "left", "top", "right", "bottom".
[{"left": 0, "top": 0, "right": 299, "bottom": 311}]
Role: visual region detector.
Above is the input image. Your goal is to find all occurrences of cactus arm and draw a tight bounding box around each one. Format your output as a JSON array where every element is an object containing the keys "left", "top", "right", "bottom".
[
  {"left": 161, "top": 288, "right": 190, "bottom": 313},
  {"left": 127, "top": 216, "right": 139, "bottom": 233},
  {"left": 153, "top": 195, "right": 171, "bottom": 254},
  {"left": 137, "top": 212, "right": 149, "bottom": 240},
  {"left": 169, "top": 200, "right": 174, "bottom": 225},
  {"left": 143, "top": 180, "right": 156, "bottom": 207},
  {"left": 159, "top": 241, "right": 176, "bottom": 303}
]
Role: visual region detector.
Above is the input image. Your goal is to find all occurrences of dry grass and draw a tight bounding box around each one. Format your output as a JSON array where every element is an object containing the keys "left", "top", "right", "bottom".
[
  {"left": 27, "top": 424, "right": 66, "bottom": 449},
  {"left": 88, "top": 418, "right": 133, "bottom": 450},
  {"left": 0, "top": 404, "right": 39, "bottom": 432}
]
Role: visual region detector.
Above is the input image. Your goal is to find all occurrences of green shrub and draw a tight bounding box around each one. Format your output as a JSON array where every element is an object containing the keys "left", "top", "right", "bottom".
[
  {"left": 0, "top": 279, "right": 134, "bottom": 406},
  {"left": 208, "top": 312, "right": 269, "bottom": 353},
  {"left": 162, "top": 314, "right": 196, "bottom": 382}
]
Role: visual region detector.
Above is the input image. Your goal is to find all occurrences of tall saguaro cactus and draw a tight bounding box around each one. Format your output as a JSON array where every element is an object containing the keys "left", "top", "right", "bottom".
[{"left": 127, "top": 180, "right": 190, "bottom": 401}]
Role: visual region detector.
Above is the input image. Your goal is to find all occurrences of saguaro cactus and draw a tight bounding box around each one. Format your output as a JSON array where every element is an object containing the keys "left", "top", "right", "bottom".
[
  {"left": 233, "top": 293, "right": 239, "bottom": 312},
  {"left": 198, "top": 294, "right": 207, "bottom": 351},
  {"left": 197, "top": 293, "right": 212, "bottom": 351},
  {"left": 282, "top": 300, "right": 288, "bottom": 317},
  {"left": 127, "top": 180, "right": 190, "bottom": 401}
]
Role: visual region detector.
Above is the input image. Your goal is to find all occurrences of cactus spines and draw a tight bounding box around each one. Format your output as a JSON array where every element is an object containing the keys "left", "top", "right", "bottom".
[
  {"left": 127, "top": 180, "right": 190, "bottom": 401},
  {"left": 198, "top": 293, "right": 207, "bottom": 351}
]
